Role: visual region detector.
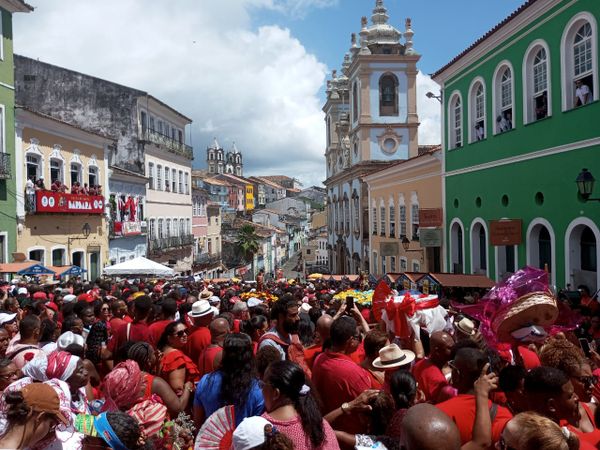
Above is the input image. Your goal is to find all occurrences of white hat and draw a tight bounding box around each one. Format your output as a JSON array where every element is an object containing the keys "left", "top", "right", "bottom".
[
  {"left": 17, "top": 287, "right": 28, "bottom": 296},
  {"left": 455, "top": 317, "right": 477, "bottom": 336},
  {"left": 300, "top": 303, "right": 312, "bottom": 313},
  {"left": 208, "top": 295, "right": 221, "bottom": 306},
  {"left": 372, "top": 344, "right": 415, "bottom": 369},
  {"left": 247, "top": 297, "right": 263, "bottom": 308},
  {"left": 188, "top": 300, "right": 214, "bottom": 318},
  {"left": 0, "top": 312, "right": 17, "bottom": 325},
  {"left": 57, "top": 331, "right": 85, "bottom": 350},
  {"left": 63, "top": 294, "right": 77, "bottom": 303},
  {"left": 232, "top": 416, "right": 272, "bottom": 450}
]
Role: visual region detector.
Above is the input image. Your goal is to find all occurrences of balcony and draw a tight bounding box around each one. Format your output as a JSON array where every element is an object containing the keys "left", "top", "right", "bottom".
[
  {"left": 194, "top": 253, "right": 222, "bottom": 266},
  {"left": 26, "top": 191, "right": 104, "bottom": 215},
  {"left": 148, "top": 234, "right": 194, "bottom": 255},
  {"left": 0, "top": 153, "right": 10, "bottom": 179},
  {"left": 142, "top": 129, "right": 193, "bottom": 159}
]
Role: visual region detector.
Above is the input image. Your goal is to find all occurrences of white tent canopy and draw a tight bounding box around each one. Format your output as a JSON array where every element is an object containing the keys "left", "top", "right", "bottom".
[{"left": 103, "top": 256, "right": 176, "bottom": 277}]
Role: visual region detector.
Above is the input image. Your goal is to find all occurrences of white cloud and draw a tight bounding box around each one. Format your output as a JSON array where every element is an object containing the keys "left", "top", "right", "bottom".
[
  {"left": 416, "top": 72, "right": 442, "bottom": 146},
  {"left": 13, "top": 0, "right": 329, "bottom": 186}
]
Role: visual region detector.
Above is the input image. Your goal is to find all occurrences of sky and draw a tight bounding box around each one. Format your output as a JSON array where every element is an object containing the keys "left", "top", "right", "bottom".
[{"left": 13, "top": 0, "right": 526, "bottom": 187}]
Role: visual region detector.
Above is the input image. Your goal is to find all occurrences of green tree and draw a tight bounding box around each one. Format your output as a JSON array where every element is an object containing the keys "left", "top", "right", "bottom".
[{"left": 236, "top": 224, "right": 260, "bottom": 279}]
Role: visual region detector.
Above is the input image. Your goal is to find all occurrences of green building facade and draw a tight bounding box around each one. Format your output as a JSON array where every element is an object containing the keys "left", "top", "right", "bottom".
[
  {"left": 0, "top": 0, "right": 31, "bottom": 263},
  {"left": 432, "top": 0, "right": 600, "bottom": 291}
]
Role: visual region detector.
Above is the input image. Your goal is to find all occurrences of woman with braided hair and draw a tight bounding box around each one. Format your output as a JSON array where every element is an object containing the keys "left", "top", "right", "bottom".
[
  {"left": 79, "top": 410, "right": 154, "bottom": 450},
  {"left": 539, "top": 336, "right": 600, "bottom": 443},
  {"left": 127, "top": 342, "right": 193, "bottom": 415}
]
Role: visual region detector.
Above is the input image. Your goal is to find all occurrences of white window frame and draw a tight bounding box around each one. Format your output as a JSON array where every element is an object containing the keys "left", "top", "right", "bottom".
[
  {"left": 412, "top": 260, "right": 420, "bottom": 273},
  {"left": 380, "top": 200, "right": 386, "bottom": 236},
  {"left": 156, "top": 164, "right": 163, "bottom": 191},
  {"left": 400, "top": 256, "right": 408, "bottom": 271},
  {"left": 468, "top": 78, "right": 486, "bottom": 143},
  {"left": 172, "top": 168, "right": 177, "bottom": 193},
  {"left": 399, "top": 195, "right": 407, "bottom": 238},
  {"left": 185, "top": 172, "right": 190, "bottom": 195},
  {"left": 372, "top": 202, "right": 377, "bottom": 235},
  {"left": 179, "top": 170, "right": 183, "bottom": 193},
  {"left": 492, "top": 61, "right": 515, "bottom": 135},
  {"left": 389, "top": 198, "right": 396, "bottom": 238},
  {"left": 148, "top": 162, "right": 155, "bottom": 190},
  {"left": 49, "top": 158, "right": 64, "bottom": 184},
  {"left": 0, "top": 11, "right": 4, "bottom": 61},
  {"left": 70, "top": 162, "right": 82, "bottom": 186},
  {"left": 561, "top": 12, "right": 598, "bottom": 111},
  {"left": 523, "top": 39, "right": 552, "bottom": 124},
  {"left": 447, "top": 91, "right": 463, "bottom": 149},
  {"left": 88, "top": 164, "right": 98, "bottom": 187}
]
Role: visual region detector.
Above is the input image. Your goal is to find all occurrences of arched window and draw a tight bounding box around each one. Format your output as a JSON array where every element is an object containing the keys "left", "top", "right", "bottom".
[
  {"left": 561, "top": 14, "right": 597, "bottom": 110},
  {"left": 469, "top": 80, "right": 486, "bottom": 142},
  {"left": 352, "top": 82, "right": 359, "bottom": 123},
  {"left": 70, "top": 163, "right": 81, "bottom": 186},
  {"left": 581, "top": 227, "right": 597, "bottom": 272},
  {"left": 379, "top": 73, "right": 399, "bottom": 116},
  {"left": 88, "top": 165, "right": 98, "bottom": 187},
  {"left": 493, "top": 63, "right": 514, "bottom": 134},
  {"left": 326, "top": 115, "right": 331, "bottom": 147},
  {"left": 448, "top": 93, "right": 462, "bottom": 149},
  {"left": 50, "top": 159, "right": 63, "bottom": 184},
  {"left": 450, "top": 220, "right": 464, "bottom": 274},
  {"left": 538, "top": 227, "right": 552, "bottom": 272},
  {"left": 524, "top": 41, "right": 551, "bottom": 123}
]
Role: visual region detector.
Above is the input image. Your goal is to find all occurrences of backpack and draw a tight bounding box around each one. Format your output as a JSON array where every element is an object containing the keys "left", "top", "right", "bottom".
[{"left": 259, "top": 332, "right": 312, "bottom": 378}]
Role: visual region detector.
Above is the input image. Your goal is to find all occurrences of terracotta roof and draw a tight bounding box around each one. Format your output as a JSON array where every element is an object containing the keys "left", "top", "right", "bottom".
[
  {"left": 204, "top": 177, "right": 230, "bottom": 187},
  {"left": 431, "top": 0, "right": 537, "bottom": 79},
  {"left": 328, "top": 275, "right": 359, "bottom": 282},
  {"left": 426, "top": 273, "right": 495, "bottom": 288}
]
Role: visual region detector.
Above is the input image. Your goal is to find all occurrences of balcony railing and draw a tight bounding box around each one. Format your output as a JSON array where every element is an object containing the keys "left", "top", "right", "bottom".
[
  {"left": 0, "top": 153, "right": 10, "bottom": 179},
  {"left": 143, "top": 129, "right": 193, "bottom": 159},
  {"left": 148, "top": 234, "right": 195, "bottom": 255}
]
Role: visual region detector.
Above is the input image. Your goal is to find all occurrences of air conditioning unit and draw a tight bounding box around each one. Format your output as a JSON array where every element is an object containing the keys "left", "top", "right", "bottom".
[{"left": 140, "top": 221, "right": 147, "bottom": 233}]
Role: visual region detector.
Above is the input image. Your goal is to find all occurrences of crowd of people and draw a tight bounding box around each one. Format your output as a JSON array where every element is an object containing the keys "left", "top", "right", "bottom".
[
  {"left": 25, "top": 176, "right": 103, "bottom": 196},
  {"left": 0, "top": 272, "right": 596, "bottom": 449}
]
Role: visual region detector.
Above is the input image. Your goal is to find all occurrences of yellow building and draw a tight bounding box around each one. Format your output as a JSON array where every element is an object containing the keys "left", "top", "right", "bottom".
[
  {"left": 15, "top": 109, "right": 111, "bottom": 279},
  {"left": 245, "top": 183, "right": 254, "bottom": 212},
  {"left": 364, "top": 147, "right": 442, "bottom": 275}
]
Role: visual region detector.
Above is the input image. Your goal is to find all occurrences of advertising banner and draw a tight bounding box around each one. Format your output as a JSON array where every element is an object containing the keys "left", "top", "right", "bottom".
[{"left": 36, "top": 192, "right": 104, "bottom": 214}]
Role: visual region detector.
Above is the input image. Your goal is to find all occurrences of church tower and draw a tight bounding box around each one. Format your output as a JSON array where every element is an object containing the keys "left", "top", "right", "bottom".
[{"left": 206, "top": 138, "right": 225, "bottom": 175}]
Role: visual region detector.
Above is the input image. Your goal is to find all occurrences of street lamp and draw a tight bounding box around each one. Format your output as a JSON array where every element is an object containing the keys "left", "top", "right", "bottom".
[
  {"left": 68, "top": 223, "right": 91, "bottom": 265},
  {"left": 426, "top": 91, "right": 442, "bottom": 103},
  {"left": 576, "top": 168, "right": 600, "bottom": 202},
  {"left": 401, "top": 236, "right": 424, "bottom": 258}
]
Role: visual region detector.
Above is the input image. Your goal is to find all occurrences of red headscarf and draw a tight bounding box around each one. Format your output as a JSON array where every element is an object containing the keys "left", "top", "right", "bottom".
[{"left": 101, "top": 360, "right": 143, "bottom": 412}]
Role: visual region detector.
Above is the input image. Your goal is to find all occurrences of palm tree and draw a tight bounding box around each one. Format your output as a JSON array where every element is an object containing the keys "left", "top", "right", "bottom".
[{"left": 236, "top": 224, "right": 260, "bottom": 280}]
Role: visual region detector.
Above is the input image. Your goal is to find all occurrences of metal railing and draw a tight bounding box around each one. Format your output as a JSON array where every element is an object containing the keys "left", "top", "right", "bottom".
[
  {"left": 143, "top": 130, "right": 193, "bottom": 159},
  {"left": 148, "top": 234, "right": 195, "bottom": 254},
  {"left": 0, "top": 153, "right": 10, "bottom": 179}
]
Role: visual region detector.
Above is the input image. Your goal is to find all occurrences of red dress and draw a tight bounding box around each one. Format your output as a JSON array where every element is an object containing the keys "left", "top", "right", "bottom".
[{"left": 160, "top": 349, "right": 200, "bottom": 384}]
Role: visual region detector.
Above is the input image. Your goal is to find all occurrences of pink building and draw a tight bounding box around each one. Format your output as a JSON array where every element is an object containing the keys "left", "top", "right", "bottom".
[{"left": 192, "top": 187, "right": 209, "bottom": 255}]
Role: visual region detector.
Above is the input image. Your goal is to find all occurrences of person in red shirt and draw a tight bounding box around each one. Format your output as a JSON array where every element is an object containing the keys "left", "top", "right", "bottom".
[
  {"left": 436, "top": 347, "right": 512, "bottom": 445},
  {"left": 109, "top": 300, "right": 130, "bottom": 332},
  {"left": 413, "top": 331, "right": 457, "bottom": 403},
  {"left": 304, "top": 314, "right": 333, "bottom": 369},
  {"left": 524, "top": 366, "right": 596, "bottom": 450},
  {"left": 580, "top": 285, "right": 599, "bottom": 314},
  {"left": 186, "top": 300, "right": 214, "bottom": 364},
  {"left": 149, "top": 298, "right": 177, "bottom": 347},
  {"left": 198, "top": 317, "right": 229, "bottom": 377},
  {"left": 109, "top": 296, "right": 153, "bottom": 354},
  {"left": 312, "top": 316, "right": 372, "bottom": 434}
]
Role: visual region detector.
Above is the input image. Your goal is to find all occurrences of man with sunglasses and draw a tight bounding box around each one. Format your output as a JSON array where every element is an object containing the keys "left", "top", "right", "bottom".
[{"left": 312, "top": 315, "right": 371, "bottom": 435}]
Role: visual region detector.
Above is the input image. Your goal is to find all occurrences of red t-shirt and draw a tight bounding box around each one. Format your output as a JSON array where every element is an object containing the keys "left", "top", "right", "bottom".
[
  {"left": 304, "top": 344, "right": 322, "bottom": 369},
  {"left": 109, "top": 321, "right": 151, "bottom": 353},
  {"left": 198, "top": 345, "right": 222, "bottom": 378},
  {"left": 148, "top": 319, "right": 172, "bottom": 347},
  {"left": 186, "top": 326, "right": 211, "bottom": 363},
  {"left": 412, "top": 358, "right": 457, "bottom": 404},
  {"left": 312, "top": 351, "right": 372, "bottom": 434},
  {"left": 436, "top": 394, "right": 512, "bottom": 444}
]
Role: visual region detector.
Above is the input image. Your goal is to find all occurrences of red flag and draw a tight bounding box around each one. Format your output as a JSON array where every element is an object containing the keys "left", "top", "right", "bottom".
[{"left": 372, "top": 279, "right": 392, "bottom": 322}]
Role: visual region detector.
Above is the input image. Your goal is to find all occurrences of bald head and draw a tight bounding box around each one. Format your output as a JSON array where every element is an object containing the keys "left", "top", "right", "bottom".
[
  {"left": 316, "top": 314, "right": 333, "bottom": 341},
  {"left": 430, "top": 331, "right": 454, "bottom": 366},
  {"left": 209, "top": 318, "right": 230, "bottom": 344},
  {"left": 401, "top": 404, "right": 461, "bottom": 450}
]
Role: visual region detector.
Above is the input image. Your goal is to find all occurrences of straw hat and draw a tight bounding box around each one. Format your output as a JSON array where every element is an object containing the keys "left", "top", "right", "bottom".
[
  {"left": 455, "top": 317, "right": 477, "bottom": 336},
  {"left": 188, "top": 300, "right": 214, "bottom": 318},
  {"left": 199, "top": 289, "right": 214, "bottom": 300},
  {"left": 372, "top": 344, "right": 415, "bottom": 369}
]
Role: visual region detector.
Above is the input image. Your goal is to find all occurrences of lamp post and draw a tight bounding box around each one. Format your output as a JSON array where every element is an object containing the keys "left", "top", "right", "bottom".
[
  {"left": 401, "top": 236, "right": 424, "bottom": 261},
  {"left": 426, "top": 91, "right": 442, "bottom": 103},
  {"left": 576, "top": 168, "right": 600, "bottom": 202},
  {"left": 68, "top": 223, "right": 91, "bottom": 265}
]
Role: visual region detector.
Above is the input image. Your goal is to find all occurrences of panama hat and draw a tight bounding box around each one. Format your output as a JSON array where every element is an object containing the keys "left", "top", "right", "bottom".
[
  {"left": 455, "top": 317, "right": 477, "bottom": 336},
  {"left": 188, "top": 300, "right": 213, "bottom": 318},
  {"left": 372, "top": 344, "right": 415, "bottom": 369},
  {"left": 199, "top": 289, "right": 214, "bottom": 300}
]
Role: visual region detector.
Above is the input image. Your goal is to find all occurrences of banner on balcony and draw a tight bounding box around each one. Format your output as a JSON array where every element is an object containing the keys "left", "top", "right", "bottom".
[
  {"left": 114, "top": 221, "right": 142, "bottom": 236},
  {"left": 36, "top": 192, "right": 104, "bottom": 214}
]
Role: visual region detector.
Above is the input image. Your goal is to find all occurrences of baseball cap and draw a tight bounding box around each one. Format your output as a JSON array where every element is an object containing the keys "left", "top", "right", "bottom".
[
  {"left": 17, "top": 287, "right": 28, "bottom": 296},
  {"left": 57, "top": 331, "right": 85, "bottom": 350},
  {"left": 33, "top": 291, "right": 48, "bottom": 300},
  {"left": 232, "top": 416, "right": 272, "bottom": 450},
  {"left": 63, "top": 294, "right": 77, "bottom": 303}
]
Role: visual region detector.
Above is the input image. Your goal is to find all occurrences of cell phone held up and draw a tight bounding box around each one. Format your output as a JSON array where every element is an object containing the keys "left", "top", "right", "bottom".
[
  {"left": 580, "top": 338, "right": 592, "bottom": 357},
  {"left": 346, "top": 296, "right": 355, "bottom": 311}
]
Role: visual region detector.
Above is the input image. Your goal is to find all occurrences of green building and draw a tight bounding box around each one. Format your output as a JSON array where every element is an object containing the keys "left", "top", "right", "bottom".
[
  {"left": 0, "top": 0, "right": 31, "bottom": 263},
  {"left": 432, "top": 0, "right": 600, "bottom": 292}
]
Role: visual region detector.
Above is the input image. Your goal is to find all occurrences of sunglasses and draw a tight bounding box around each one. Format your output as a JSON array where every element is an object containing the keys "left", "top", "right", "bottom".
[
  {"left": 101, "top": 307, "right": 110, "bottom": 312},
  {"left": 174, "top": 329, "right": 189, "bottom": 338},
  {"left": 574, "top": 375, "right": 599, "bottom": 386}
]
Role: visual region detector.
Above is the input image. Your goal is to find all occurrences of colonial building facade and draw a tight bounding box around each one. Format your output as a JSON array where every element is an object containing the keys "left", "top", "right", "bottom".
[
  {"left": 324, "top": 0, "right": 421, "bottom": 274},
  {"left": 433, "top": 0, "right": 600, "bottom": 290}
]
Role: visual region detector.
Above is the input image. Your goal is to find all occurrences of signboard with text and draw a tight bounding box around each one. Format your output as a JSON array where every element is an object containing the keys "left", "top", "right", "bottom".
[
  {"left": 36, "top": 192, "right": 104, "bottom": 214},
  {"left": 419, "top": 228, "right": 443, "bottom": 247},
  {"left": 419, "top": 208, "right": 443, "bottom": 228},
  {"left": 490, "top": 219, "right": 522, "bottom": 246},
  {"left": 114, "top": 221, "right": 142, "bottom": 236}
]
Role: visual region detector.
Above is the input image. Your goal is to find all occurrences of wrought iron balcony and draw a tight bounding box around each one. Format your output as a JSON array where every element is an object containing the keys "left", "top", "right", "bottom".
[
  {"left": 148, "top": 234, "right": 195, "bottom": 255},
  {"left": 0, "top": 153, "right": 10, "bottom": 179},
  {"left": 143, "top": 130, "right": 193, "bottom": 159}
]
